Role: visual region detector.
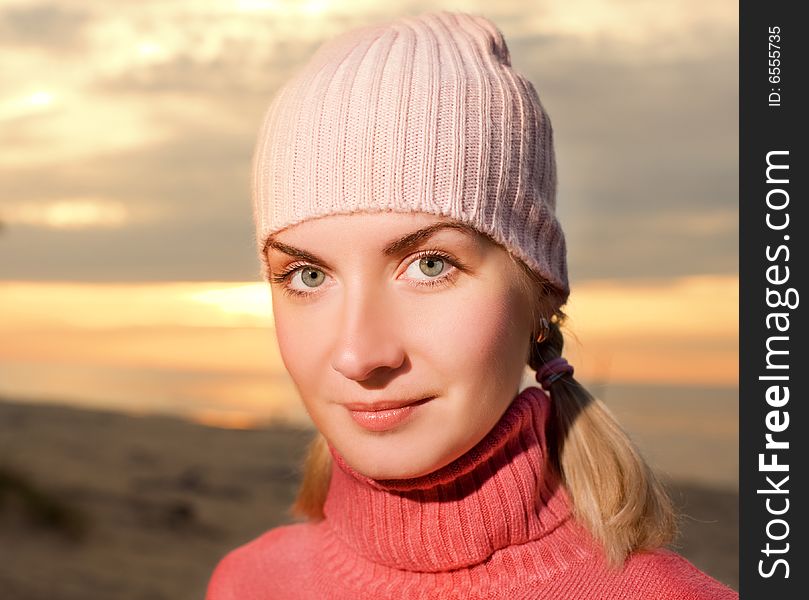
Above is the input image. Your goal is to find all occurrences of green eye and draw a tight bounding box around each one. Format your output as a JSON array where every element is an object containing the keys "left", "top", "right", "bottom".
[
  {"left": 419, "top": 257, "right": 445, "bottom": 277},
  {"left": 300, "top": 267, "right": 325, "bottom": 288}
]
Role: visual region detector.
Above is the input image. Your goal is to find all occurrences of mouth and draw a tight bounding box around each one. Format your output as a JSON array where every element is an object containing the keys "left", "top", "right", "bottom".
[
  {"left": 342, "top": 396, "right": 435, "bottom": 412},
  {"left": 345, "top": 396, "right": 435, "bottom": 432}
]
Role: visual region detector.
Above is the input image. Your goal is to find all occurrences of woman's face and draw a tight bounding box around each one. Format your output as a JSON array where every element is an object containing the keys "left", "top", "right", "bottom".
[{"left": 265, "top": 211, "right": 534, "bottom": 479}]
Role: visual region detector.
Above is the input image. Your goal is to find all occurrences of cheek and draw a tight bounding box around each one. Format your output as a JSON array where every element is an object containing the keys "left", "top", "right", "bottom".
[
  {"left": 271, "top": 302, "right": 324, "bottom": 392},
  {"left": 411, "top": 283, "right": 528, "bottom": 372},
  {"left": 272, "top": 308, "right": 338, "bottom": 431}
]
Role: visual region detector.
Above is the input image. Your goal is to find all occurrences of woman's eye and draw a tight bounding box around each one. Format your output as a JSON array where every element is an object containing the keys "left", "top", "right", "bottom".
[
  {"left": 404, "top": 255, "right": 448, "bottom": 280},
  {"left": 290, "top": 266, "right": 326, "bottom": 290}
]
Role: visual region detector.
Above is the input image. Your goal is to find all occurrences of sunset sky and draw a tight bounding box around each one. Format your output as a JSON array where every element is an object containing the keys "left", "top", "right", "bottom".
[{"left": 1, "top": 0, "right": 738, "bottom": 430}]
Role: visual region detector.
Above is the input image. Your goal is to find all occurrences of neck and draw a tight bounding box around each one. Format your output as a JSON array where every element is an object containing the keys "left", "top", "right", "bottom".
[{"left": 323, "top": 386, "right": 574, "bottom": 572}]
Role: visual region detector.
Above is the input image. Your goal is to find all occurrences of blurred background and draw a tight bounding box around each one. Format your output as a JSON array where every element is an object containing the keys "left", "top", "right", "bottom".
[{"left": 0, "top": 0, "right": 738, "bottom": 598}]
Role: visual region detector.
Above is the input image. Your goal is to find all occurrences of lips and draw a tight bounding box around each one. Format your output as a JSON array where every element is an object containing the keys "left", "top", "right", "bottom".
[
  {"left": 345, "top": 396, "right": 435, "bottom": 432},
  {"left": 343, "top": 396, "right": 434, "bottom": 412}
]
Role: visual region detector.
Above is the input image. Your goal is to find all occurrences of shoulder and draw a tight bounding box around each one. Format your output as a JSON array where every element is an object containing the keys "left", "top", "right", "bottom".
[
  {"left": 204, "top": 521, "right": 322, "bottom": 600},
  {"left": 617, "top": 548, "right": 738, "bottom": 600}
]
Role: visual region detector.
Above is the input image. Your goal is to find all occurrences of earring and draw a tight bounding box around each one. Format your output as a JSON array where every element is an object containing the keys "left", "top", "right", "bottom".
[{"left": 534, "top": 317, "right": 550, "bottom": 344}]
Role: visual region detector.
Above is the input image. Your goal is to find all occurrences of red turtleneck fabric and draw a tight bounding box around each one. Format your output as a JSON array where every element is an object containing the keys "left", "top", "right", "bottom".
[{"left": 205, "top": 386, "right": 737, "bottom": 599}]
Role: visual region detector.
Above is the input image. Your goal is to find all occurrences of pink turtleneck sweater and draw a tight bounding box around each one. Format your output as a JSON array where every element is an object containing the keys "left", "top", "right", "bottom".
[{"left": 205, "top": 386, "right": 737, "bottom": 599}]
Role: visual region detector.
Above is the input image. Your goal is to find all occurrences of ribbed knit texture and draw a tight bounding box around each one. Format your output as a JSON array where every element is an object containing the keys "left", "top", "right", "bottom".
[
  {"left": 251, "top": 10, "right": 569, "bottom": 302},
  {"left": 205, "top": 387, "right": 738, "bottom": 599}
]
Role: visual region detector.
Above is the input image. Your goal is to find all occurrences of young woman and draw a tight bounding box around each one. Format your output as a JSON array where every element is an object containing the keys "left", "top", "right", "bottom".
[{"left": 206, "top": 10, "right": 737, "bottom": 599}]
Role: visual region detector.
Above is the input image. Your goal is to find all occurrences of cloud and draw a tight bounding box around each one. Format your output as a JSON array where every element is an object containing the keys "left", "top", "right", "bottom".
[
  {"left": 3, "top": 198, "right": 131, "bottom": 229},
  {"left": 0, "top": 0, "right": 738, "bottom": 283},
  {"left": 499, "top": 20, "right": 738, "bottom": 282},
  {"left": 0, "top": 2, "right": 92, "bottom": 52}
]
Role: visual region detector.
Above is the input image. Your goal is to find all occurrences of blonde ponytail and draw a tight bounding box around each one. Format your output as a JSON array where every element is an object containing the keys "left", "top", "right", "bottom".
[
  {"left": 290, "top": 432, "right": 331, "bottom": 521},
  {"left": 528, "top": 316, "right": 677, "bottom": 568}
]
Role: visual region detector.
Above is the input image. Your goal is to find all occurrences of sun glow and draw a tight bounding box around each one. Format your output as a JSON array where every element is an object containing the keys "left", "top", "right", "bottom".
[
  {"left": 6, "top": 199, "right": 129, "bottom": 229},
  {"left": 28, "top": 91, "right": 54, "bottom": 107},
  {"left": 187, "top": 284, "right": 274, "bottom": 319}
]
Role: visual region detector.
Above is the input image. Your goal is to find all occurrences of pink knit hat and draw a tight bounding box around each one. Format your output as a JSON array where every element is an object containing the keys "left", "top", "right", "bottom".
[{"left": 251, "top": 10, "right": 569, "bottom": 302}]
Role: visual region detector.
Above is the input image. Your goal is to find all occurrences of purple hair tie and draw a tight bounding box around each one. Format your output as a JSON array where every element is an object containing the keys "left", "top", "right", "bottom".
[{"left": 535, "top": 357, "right": 574, "bottom": 388}]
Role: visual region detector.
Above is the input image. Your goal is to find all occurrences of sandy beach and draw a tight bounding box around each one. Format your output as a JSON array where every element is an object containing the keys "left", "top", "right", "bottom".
[{"left": 0, "top": 397, "right": 738, "bottom": 599}]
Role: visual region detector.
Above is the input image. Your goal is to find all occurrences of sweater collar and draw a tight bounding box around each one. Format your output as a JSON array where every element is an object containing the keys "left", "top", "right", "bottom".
[{"left": 323, "top": 385, "right": 573, "bottom": 572}]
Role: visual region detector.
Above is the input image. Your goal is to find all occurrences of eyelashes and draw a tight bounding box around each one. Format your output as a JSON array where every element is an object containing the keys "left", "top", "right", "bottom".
[{"left": 269, "top": 249, "right": 465, "bottom": 299}]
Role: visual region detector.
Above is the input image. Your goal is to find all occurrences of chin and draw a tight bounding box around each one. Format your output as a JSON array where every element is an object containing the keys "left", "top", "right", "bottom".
[{"left": 348, "top": 444, "right": 452, "bottom": 481}]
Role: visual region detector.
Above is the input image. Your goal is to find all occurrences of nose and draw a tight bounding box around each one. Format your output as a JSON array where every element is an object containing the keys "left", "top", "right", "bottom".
[{"left": 330, "top": 281, "right": 406, "bottom": 383}]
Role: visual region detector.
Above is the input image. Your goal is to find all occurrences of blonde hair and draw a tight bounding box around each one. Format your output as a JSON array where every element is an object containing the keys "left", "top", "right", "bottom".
[{"left": 286, "top": 252, "right": 677, "bottom": 568}]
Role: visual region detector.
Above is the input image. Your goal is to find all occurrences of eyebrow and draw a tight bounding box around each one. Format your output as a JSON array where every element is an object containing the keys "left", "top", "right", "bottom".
[{"left": 263, "top": 221, "right": 479, "bottom": 269}]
